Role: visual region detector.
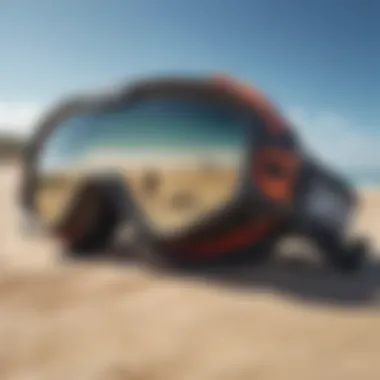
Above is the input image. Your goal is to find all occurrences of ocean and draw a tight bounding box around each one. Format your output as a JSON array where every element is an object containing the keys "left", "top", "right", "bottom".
[{"left": 345, "top": 171, "right": 380, "bottom": 189}]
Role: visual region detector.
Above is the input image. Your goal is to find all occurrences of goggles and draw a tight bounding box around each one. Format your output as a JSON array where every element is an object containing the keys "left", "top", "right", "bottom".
[{"left": 19, "top": 74, "right": 369, "bottom": 271}]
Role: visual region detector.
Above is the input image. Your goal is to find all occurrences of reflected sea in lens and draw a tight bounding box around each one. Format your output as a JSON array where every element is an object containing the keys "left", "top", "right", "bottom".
[{"left": 34, "top": 96, "right": 249, "bottom": 234}]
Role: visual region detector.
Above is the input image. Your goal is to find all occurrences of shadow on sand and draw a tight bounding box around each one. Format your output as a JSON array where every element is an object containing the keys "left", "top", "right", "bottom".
[
  {"left": 188, "top": 257, "right": 380, "bottom": 308},
  {"left": 77, "top": 244, "right": 380, "bottom": 309}
]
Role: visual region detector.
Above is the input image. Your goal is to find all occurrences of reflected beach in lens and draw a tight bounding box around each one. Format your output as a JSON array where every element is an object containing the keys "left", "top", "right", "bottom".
[{"left": 34, "top": 97, "right": 248, "bottom": 234}]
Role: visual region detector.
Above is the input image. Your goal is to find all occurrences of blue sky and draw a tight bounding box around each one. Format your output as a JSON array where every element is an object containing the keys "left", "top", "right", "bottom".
[{"left": 0, "top": 0, "right": 379, "bottom": 172}]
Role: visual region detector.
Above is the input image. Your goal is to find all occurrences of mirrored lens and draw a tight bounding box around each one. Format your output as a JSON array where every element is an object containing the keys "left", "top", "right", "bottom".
[{"left": 35, "top": 96, "right": 249, "bottom": 235}]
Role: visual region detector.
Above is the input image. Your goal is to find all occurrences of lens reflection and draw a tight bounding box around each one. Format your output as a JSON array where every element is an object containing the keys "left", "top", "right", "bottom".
[{"left": 35, "top": 96, "right": 248, "bottom": 235}]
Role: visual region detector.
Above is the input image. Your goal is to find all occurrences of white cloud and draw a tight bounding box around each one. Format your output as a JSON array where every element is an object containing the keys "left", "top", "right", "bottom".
[
  {"left": 284, "top": 107, "right": 380, "bottom": 172},
  {"left": 0, "top": 102, "right": 47, "bottom": 138}
]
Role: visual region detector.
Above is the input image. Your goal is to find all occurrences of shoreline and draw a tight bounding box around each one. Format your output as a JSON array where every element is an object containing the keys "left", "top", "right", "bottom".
[{"left": 358, "top": 185, "right": 380, "bottom": 193}]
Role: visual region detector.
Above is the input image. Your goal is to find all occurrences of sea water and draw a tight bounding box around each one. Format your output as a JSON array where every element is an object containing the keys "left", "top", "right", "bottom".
[{"left": 345, "top": 171, "right": 380, "bottom": 189}]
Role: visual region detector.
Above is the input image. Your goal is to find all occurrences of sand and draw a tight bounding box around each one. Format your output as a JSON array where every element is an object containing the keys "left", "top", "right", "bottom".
[
  {"left": 35, "top": 167, "right": 239, "bottom": 234},
  {"left": 1, "top": 163, "right": 380, "bottom": 380}
]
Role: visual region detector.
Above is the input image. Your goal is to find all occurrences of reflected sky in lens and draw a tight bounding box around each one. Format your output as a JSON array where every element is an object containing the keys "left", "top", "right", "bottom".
[{"left": 39, "top": 97, "right": 249, "bottom": 173}]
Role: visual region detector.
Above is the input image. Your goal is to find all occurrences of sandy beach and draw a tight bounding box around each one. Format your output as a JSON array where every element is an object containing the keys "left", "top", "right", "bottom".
[{"left": 1, "top": 163, "right": 380, "bottom": 380}]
